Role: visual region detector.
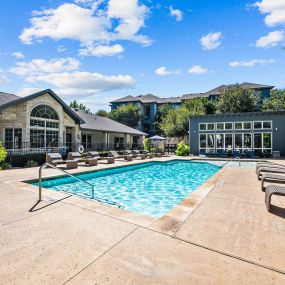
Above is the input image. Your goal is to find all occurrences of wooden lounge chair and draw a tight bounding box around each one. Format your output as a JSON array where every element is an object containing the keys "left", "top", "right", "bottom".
[
  {"left": 261, "top": 173, "right": 285, "bottom": 191},
  {"left": 124, "top": 150, "right": 135, "bottom": 158},
  {"left": 265, "top": 185, "right": 285, "bottom": 212},
  {"left": 46, "top": 153, "right": 65, "bottom": 166},
  {"left": 257, "top": 166, "right": 285, "bottom": 180}
]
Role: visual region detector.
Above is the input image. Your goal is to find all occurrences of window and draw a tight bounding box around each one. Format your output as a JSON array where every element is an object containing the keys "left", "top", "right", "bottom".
[
  {"left": 243, "top": 133, "right": 252, "bottom": 149},
  {"left": 30, "top": 105, "right": 59, "bottom": 148},
  {"left": 199, "top": 123, "right": 206, "bottom": 131},
  {"left": 225, "top": 123, "right": 233, "bottom": 130},
  {"left": 216, "top": 134, "right": 224, "bottom": 149},
  {"left": 225, "top": 134, "right": 233, "bottom": 150},
  {"left": 207, "top": 123, "right": 215, "bottom": 130},
  {"left": 254, "top": 122, "right": 262, "bottom": 129},
  {"left": 235, "top": 134, "right": 242, "bottom": 149},
  {"left": 243, "top": 122, "right": 252, "bottom": 130},
  {"left": 234, "top": 122, "right": 242, "bottom": 130},
  {"left": 4, "top": 128, "right": 22, "bottom": 149},
  {"left": 254, "top": 133, "right": 272, "bottom": 153},
  {"left": 263, "top": 121, "right": 272, "bottom": 129},
  {"left": 216, "top": 123, "right": 224, "bottom": 130},
  {"left": 82, "top": 134, "right": 92, "bottom": 150},
  {"left": 207, "top": 134, "right": 215, "bottom": 152},
  {"left": 30, "top": 104, "right": 59, "bottom": 120}
]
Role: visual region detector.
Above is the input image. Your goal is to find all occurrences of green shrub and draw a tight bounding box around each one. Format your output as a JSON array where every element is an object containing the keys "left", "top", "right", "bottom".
[
  {"left": 0, "top": 142, "right": 7, "bottom": 164},
  {"left": 0, "top": 162, "right": 12, "bottom": 170},
  {"left": 175, "top": 142, "right": 190, "bottom": 156},
  {"left": 143, "top": 138, "right": 156, "bottom": 152},
  {"left": 26, "top": 160, "right": 39, "bottom": 167}
]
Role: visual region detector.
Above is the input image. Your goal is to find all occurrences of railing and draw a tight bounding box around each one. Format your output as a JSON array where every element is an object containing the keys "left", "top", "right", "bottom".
[{"left": 38, "top": 163, "right": 122, "bottom": 208}]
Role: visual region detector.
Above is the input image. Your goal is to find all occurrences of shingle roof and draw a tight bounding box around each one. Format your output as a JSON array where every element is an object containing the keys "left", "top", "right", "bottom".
[
  {"left": 181, "top": 93, "right": 209, "bottom": 100},
  {"left": 110, "top": 94, "right": 164, "bottom": 104},
  {"left": 0, "top": 92, "right": 20, "bottom": 107},
  {"left": 0, "top": 89, "right": 84, "bottom": 124},
  {"left": 75, "top": 110, "right": 147, "bottom": 136},
  {"left": 240, "top": 82, "right": 275, "bottom": 89}
]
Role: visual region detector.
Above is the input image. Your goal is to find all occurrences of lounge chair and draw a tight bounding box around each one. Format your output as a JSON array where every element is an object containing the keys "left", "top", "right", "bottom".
[
  {"left": 67, "top": 152, "right": 85, "bottom": 162},
  {"left": 132, "top": 150, "right": 146, "bottom": 159},
  {"left": 199, "top": 150, "right": 207, "bottom": 158},
  {"left": 124, "top": 150, "right": 135, "bottom": 157},
  {"left": 256, "top": 162, "right": 285, "bottom": 175},
  {"left": 265, "top": 185, "right": 285, "bottom": 212},
  {"left": 218, "top": 150, "right": 228, "bottom": 158},
  {"left": 109, "top": 150, "right": 133, "bottom": 161},
  {"left": 46, "top": 153, "right": 65, "bottom": 166},
  {"left": 247, "top": 151, "right": 259, "bottom": 159},
  {"left": 88, "top": 151, "right": 101, "bottom": 159},
  {"left": 143, "top": 150, "right": 154, "bottom": 159},
  {"left": 261, "top": 173, "right": 285, "bottom": 191},
  {"left": 257, "top": 166, "right": 285, "bottom": 180},
  {"left": 232, "top": 151, "right": 241, "bottom": 159}
]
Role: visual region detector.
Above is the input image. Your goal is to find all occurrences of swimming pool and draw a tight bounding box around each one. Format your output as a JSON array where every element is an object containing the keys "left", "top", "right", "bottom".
[{"left": 33, "top": 160, "right": 221, "bottom": 218}]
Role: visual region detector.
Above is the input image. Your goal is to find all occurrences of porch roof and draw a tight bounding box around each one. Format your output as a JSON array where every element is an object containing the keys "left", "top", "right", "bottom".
[{"left": 75, "top": 110, "right": 147, "bottom": 136}]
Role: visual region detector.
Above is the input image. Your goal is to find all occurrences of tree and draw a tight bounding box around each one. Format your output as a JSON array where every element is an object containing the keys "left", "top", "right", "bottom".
[
  {"left": 95, "top": 109, "right": 109, "bottom": 117},
  {"left": 110, "top": 103, "right": 141, "bottom": 128},
  {"left": 262, "top": 89, "right": 285, "bottom": 111},
  {"left": 70, "top": 100, "right": 89, "bottom": 112},
  {"left": 159, "top": 106, "right": 190, "bottom": 137},
  {"left": 153, "top": 103, "right": 174, "bottom": 133},
  {"left": 216, "top": 84, "right": 261, "bottom": 113}
]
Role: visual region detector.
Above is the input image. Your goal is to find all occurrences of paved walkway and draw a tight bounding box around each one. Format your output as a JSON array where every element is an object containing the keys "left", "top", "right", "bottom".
[{"left": 0, "top": 159, "right": 285, "bottom": 284}]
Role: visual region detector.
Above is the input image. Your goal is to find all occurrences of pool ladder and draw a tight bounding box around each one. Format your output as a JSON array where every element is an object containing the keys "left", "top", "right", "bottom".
[{"left": 38, "top": 163, "right": 122, "bottom": 208}]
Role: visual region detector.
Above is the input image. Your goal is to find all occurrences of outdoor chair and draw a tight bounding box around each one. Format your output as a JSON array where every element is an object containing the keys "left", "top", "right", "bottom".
[
  {"left": 143, "top": 150, "right": 154, "bottom": 159},
  {"left": 67, "top": 152, "right": 85, "bottom": 162},
  {"left": 261, "top": 173, "right": 285, "bottom": 191},
  {"left": 256, "top": 162, "right": 285, "bottom": 174},
  {"left": 218, "top": 150, "right": 228, "bottom": 158},
  {"left": 247, "top": 151, "right": 259, "bottom": 159},
  {"left": 109, "top": 150, "right": 133, "bottom": 161},
  {"left": 265, "top": 184, "right": 285, "bottom": 212},
  {"left": 232, "top": 151, "right": 241, "bottom": 159},
  {"left": 124, "top": 150, "right": 135, "bottom": 158},
  {"left": 199, "top": 150, "right": 207, "bottom": 158},
  {"left": 46, "top": 153, "right": 65, "bottom": 166},
  {"left": 87, "top": 151, "right": 101, "bottom": 159},
  {"left": 257, "top": 166, "right": 285, "bottom": 180},
  {"left": 132, "top": 150, "right": 146, "bottom": 159}
]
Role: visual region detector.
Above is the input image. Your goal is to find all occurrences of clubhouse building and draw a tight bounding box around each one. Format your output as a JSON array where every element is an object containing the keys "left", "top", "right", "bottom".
[{"left": 0, "top": 89, "right": 146, "bottom": 154}]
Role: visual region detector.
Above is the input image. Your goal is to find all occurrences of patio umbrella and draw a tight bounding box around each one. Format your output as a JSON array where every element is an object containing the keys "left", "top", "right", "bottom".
[{"left": 149, "top": 135, "right": 167, "bottom": 141}]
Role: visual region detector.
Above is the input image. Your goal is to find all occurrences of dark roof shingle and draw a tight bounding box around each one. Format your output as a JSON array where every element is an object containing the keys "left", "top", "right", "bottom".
[{"left": 75, "top": 110, "right": 146, "bottom": 136}]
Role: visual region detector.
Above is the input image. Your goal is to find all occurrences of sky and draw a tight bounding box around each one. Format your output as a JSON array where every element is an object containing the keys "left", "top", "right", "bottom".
[{"left": 0, "top": 0, "right": 284, "bottom": 111}]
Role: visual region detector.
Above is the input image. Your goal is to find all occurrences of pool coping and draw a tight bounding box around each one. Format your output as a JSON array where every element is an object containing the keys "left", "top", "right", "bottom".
[{"left": 14, "top": 157, "right": 226, "bottom": 233}]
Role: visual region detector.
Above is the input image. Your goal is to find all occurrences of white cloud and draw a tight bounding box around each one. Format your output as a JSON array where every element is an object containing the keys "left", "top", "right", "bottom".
[
  {"left": 188, "top": 65, "right": 209, "bottom": 75},
  {"left": 253, "top": 0, "right": 285, "bottom": 27},
  {"left": 155, "top": 66, "right": 180, "bottom": 76},
  {"left": 199, "top": 32, "right": 222, "bottom": 50},
  {"left": 255, "top": 30, "right": 284, "bottom": 47},
  {"left": 12, "top": 52, "right": 25, "bottom": 58},
  {"left": 29, "top": 71, "right": 135, "bottom": 97},
  {"left": 10, "top": 57, "right": 80, "bottom": 77},
  {"left": 0, "top": 75, "right": 10, "bottom": 84},
  {"left": 57, "top": 45, "right": 67, "bottom": 52},
  {"left": 229, "top": 59, "right": 275, "bottom": 67},
  {"left": 19, "top": 0, "right": 151, "bottom": 53},
  {"left": 79, "top": 44, "right": 124, "bottom": 57},
  {"left": 17, "top": 87, "right": 43, "bottom": 97},
  {"left": 169, "top": 6, "right": 183, "bottom": 22}
]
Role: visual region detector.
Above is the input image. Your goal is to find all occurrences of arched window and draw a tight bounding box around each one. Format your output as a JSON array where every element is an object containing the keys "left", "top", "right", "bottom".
[
  {"left": 30, "top": 104, "right": 59, "bottom": 148},
  {"left": 30, "top": 104, "right": 59, "bottom": 120}
]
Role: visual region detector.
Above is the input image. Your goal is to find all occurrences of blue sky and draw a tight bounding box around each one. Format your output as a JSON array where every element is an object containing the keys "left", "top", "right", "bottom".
[{"left": 0, "top": 0, "right": 284, "bottom": 111}]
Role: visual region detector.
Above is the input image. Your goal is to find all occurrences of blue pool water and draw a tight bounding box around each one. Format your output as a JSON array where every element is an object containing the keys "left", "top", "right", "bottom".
[{"left": 33, "top": 160, "right": 221, "bottom": 218}]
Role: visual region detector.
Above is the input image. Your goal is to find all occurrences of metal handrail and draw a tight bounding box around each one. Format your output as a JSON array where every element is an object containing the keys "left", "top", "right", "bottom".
[{"left": 38, "top": 163, "right": 122, "bottom": 208}]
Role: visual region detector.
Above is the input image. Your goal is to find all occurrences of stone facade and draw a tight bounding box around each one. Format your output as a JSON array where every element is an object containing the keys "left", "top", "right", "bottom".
[{"left": 0, "top": 92, "right": 81, "bottom": 145}]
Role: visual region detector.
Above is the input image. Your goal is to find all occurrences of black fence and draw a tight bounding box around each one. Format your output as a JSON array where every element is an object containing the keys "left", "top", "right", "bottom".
[{"left": 4, "top": 142, "right": 177, "bottom": 167}]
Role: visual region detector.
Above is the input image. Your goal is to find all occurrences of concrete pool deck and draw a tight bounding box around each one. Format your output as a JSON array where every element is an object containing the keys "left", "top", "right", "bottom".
[{"left": 1, "top": 156, "right": 285, "bottom": 284}]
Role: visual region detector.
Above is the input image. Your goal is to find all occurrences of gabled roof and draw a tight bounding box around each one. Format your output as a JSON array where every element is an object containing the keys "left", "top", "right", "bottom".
[
  {"left": 110, "top": 94, "right": 164, "bottom": 104},
  {"left": 75, "top": 110, "right": 147, "bottom": 136},
  {"left": 0, "top": 92, "right": 20, "bottom": 107},
  {"left": 181, "top": 93, "right": 209, "bottom": 100},
  {"left": 240, "top": 82, "right": 275, "bottom": 89},
  {"left": 0, "top": 89, "right": 84, "bottom": 124}
]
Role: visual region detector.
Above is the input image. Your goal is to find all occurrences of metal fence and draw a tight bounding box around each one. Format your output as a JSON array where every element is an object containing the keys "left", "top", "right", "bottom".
[{"left": 4, "top": 142, "right": 177, "bottom": 167}]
